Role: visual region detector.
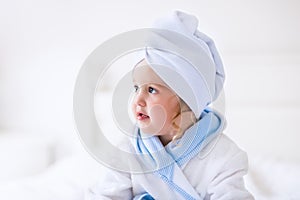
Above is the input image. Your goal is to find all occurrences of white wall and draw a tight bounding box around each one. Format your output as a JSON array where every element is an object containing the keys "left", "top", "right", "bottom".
[
  {"left": 0, "top": 0, "right": 299, "bottom": 160},
  {"left": 224, "top": 54, "right": 300, "bottom": 161}
]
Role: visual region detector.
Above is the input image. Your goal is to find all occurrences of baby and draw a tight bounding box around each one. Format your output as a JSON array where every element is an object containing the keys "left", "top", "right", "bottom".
[
  {"left": 86, "top": 10, "right": 254, "bottom": 200},
  {"left": 132, "top": 59, "right": 196, "bottom": 146}
]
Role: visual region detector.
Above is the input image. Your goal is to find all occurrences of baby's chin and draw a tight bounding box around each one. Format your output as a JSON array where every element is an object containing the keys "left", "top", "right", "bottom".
[
  {"left": 137, "top": 123, "right": 170, "bottom": 136},
  {"left": 137, "top": 124, "right": 153, "bottom": 134},
  {"left": 137, "top": 124, "right": 158, "bottom": 135}
]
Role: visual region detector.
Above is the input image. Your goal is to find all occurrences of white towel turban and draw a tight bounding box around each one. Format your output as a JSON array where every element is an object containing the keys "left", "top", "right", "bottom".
[{"left": 140, "top": 10, "right": 225, "bottom": 119}]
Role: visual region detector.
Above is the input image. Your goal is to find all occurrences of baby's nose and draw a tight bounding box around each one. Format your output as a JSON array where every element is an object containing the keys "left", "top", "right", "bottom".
[{"left": 134, "top": 92, "right": 146, "bottom": 107}]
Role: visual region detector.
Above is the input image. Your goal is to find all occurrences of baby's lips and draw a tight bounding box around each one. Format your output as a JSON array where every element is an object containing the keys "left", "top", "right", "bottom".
[{"left": 136, "top": 112, "right": 150, "bottom": 120}]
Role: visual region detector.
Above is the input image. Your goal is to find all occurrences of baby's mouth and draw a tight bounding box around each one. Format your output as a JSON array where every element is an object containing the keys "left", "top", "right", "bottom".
[{"left": 137, "top": 112, "right": 150, "bottom": 120}]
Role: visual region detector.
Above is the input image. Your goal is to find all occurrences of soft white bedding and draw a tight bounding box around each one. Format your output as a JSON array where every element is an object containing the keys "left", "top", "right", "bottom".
[
  {"left": 1, "top": 141, "right": 300, "bottom": 200},
  {"left": 246, "top": 155, "right": 300, "bottom": 200},
  {"left": 0, "top": 152, "right": 104, "bottom": 200}
]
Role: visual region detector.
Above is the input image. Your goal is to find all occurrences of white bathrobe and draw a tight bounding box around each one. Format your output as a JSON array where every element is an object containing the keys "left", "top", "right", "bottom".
[{"left": 86, "top": 133, "right": 254, "bottom": 200}]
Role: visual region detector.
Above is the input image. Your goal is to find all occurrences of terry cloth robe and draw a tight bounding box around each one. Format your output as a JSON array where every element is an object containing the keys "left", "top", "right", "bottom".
[{"left": 86, "top": 111, "right": 254, "bottom": 200}]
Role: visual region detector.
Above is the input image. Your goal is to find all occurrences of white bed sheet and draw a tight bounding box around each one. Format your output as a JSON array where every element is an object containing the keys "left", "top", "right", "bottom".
[
  {"left": 1, "top": 151, "right": 300, "bottom": 200},
  {"left": 0, "top": 152, "right": 104, "bottom": 200}
]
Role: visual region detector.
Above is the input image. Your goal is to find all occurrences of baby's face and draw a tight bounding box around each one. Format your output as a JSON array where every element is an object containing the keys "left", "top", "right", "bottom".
[{"left": 131, "top": 60, "right": 180, "bottom": 137}]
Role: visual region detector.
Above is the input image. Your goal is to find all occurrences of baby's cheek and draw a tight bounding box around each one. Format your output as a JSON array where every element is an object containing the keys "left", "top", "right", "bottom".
[{"left": 149, "top": 104, "right": 167, "bottom": 134}]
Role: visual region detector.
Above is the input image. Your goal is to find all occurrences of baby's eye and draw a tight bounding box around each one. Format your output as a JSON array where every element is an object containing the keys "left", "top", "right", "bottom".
[
  {"left": 148, "top": 87, "right": 157, "bottom": 94},
  {"left": 134, "top": 85, "right": 139, "bottom": 92}
]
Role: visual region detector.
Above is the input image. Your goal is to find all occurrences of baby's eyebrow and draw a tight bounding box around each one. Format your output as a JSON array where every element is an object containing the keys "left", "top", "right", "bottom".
[
  {"left": 148, "top": 82, "right": 168, "bottom": 88},
  {"left": 143, "top": 83, "right": 162, "bottom": 87},
  {"left": 132, "top": 82, "right": 167, "bottom": 89}
]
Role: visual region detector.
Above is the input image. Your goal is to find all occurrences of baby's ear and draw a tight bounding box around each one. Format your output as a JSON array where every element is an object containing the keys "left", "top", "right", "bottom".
[
  {"left": 180, "top": 111, "right": 196, "bottom": 127},
  {"left": 173, "top": 110, "right": 196, "bottom": 136}
]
